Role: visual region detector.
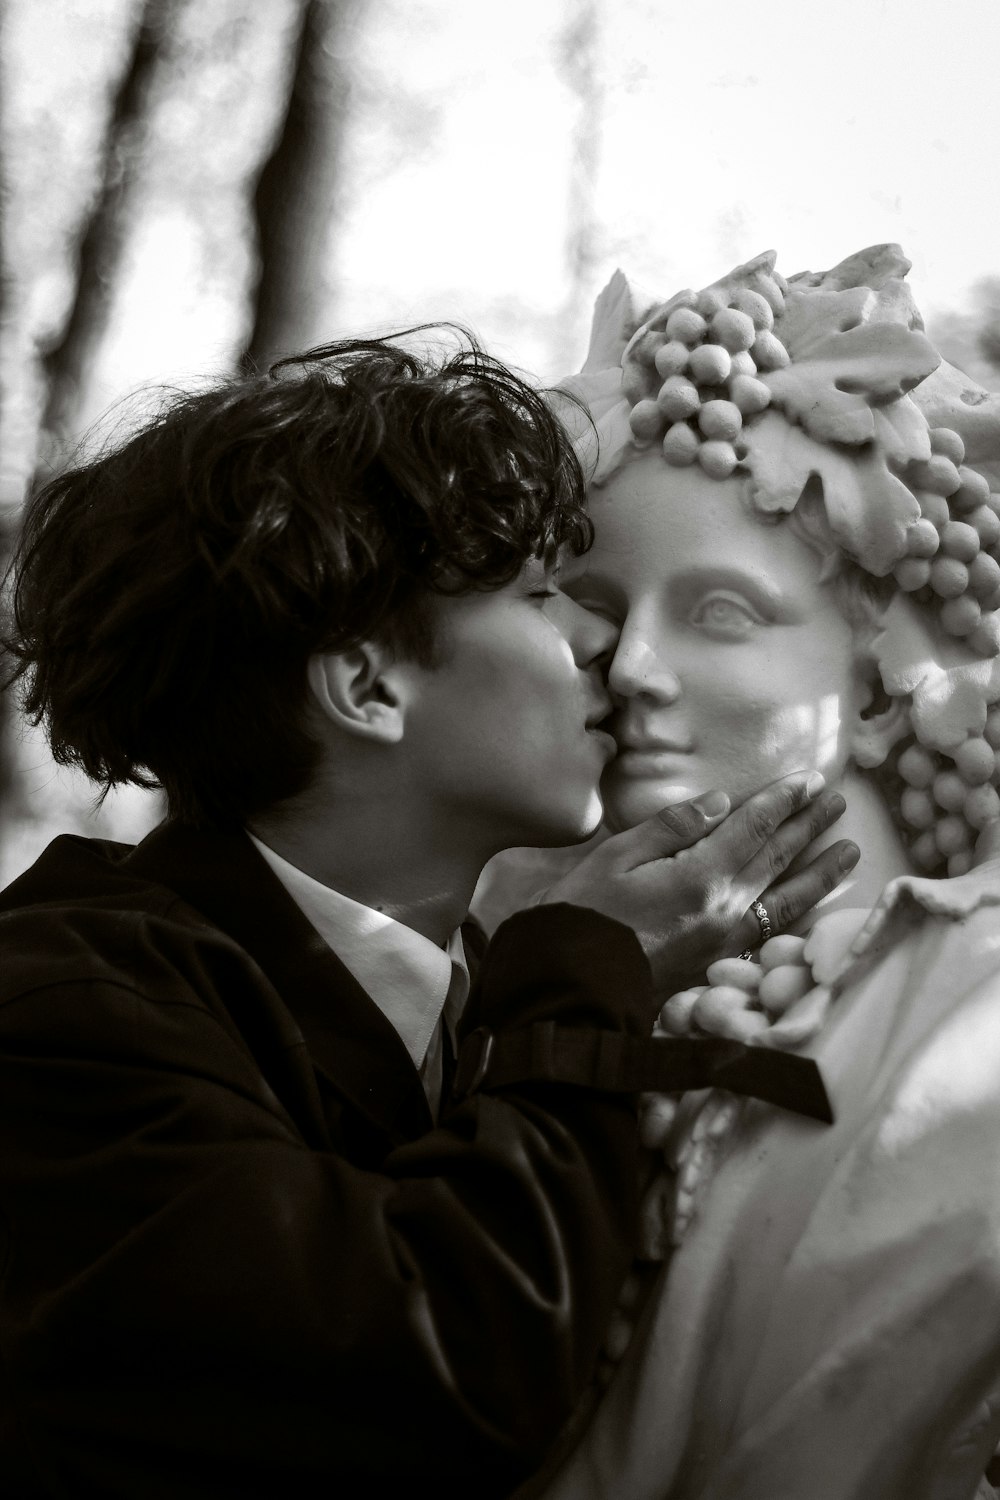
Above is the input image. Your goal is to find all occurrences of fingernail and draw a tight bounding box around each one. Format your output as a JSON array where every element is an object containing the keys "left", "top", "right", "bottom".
[
  {"left": 692, "top": 789, "right": 729, "bottom": 818},
  {"left": 838, "top": 842, "right": 860, "bottom": 871},
  {"left": 805, "top": 772, "right": 826, "bottom": 799}
]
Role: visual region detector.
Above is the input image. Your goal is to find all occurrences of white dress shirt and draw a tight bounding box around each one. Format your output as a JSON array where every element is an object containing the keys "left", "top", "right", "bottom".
[{"left": 248, "top": 835, "right": 469, "bottom": 1116}]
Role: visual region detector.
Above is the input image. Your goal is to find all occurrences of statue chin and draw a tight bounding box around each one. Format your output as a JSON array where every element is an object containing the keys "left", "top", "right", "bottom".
[{"left": 601, "top": 778, "right": 700, "bottom": 833}]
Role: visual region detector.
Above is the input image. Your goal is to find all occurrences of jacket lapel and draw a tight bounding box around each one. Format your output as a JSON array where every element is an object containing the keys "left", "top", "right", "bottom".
[{"left": 125, "top": 822, "right": 434, "bottom": 1146}]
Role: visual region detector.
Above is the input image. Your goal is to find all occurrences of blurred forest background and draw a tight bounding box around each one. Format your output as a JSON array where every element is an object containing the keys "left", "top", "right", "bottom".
[{"left": 2, "top": 0, "right": 1000, "bottom": 884}]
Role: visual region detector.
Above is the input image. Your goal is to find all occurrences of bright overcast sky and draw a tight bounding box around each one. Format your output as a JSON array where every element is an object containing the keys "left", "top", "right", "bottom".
[
  {"left": 15, "top": 0, "right": 1000, "bottom": 406},
  {"left": 334, "top": 0, "right": 1000, "bottom": 378}
]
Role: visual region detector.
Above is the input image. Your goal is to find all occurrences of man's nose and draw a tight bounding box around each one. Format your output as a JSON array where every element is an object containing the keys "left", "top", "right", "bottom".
[
  {"left": 563, "top": 595, "right": 619, "bottom": 672},
  {"left": 606, "top": 626, "right": 681, "bottom": 704}
]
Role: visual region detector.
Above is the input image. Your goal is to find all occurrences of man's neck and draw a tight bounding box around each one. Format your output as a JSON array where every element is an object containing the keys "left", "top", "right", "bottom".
[
  {"left": 787, "top": 766, "right": 915, "bottom": 932},
  {"left": 248, "top": 801, "right": 483, "bottom": 947}
]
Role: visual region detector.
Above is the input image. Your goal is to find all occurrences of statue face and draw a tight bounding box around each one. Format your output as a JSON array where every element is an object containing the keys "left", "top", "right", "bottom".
[{"left": 563, "top": 451, "right": 869, "bottom": 831}]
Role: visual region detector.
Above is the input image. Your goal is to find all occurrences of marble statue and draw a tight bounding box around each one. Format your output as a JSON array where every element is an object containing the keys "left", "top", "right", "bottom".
[{"left": 479, "top": 246, "right": 1000, "bottom": 1500}]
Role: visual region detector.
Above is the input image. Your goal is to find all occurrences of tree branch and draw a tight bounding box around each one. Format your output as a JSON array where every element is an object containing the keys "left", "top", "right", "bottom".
[{"left": 38, "top": 0, "right": 181, "bottom": 454}]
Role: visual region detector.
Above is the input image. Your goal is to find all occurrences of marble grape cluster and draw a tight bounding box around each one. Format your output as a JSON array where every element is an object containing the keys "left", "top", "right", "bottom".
[
  {"left": 892, "top": 431, "right": 1000, "bottom": 660},
  {"left": 896, "top": 711, "right": 1000, "bottom": 877},
  {"left": 623, "top": 278, "right": 787, "bottom": 479},
  {"left": 887, "top": 432, "right": 1000, "bottom": 873}
]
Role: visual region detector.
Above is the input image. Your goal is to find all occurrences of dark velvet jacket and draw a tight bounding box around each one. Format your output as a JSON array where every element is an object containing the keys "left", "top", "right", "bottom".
[{"left": 0, "top": 821, "right": 653, "bottom": 1498}]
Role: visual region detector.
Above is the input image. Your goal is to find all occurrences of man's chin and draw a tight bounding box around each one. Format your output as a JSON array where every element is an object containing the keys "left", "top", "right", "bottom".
[{"left": 525, "top": 793, "right": 607, "bottom": 849}]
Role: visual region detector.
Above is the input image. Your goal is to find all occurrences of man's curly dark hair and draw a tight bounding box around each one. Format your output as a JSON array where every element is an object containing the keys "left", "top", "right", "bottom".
[{"left": 3, "top": 329, "right": 594, "bottom": 828}]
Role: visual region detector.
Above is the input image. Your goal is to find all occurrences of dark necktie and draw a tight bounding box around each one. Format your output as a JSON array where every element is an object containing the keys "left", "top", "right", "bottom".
[{"left": 439, "top": 1020, "right": 458, "bottom": 1109}]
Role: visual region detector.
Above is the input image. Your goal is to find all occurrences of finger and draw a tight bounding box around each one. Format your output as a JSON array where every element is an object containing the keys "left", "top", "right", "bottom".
[
  {"left": 698, "top": 770, "right": 827, "bottom": 883},
  {"left": 737, "top": 788, "right": 848, "bottom": 896},
  {"left": 607, "top": 788, "right": 731, "bottom": 870},
  {"left": 731, "top": 839, "right": 860, "bottom": 953}
]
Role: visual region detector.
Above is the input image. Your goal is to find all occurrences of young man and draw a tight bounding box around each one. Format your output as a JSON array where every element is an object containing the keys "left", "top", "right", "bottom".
[{"left": 0, "top": 332, "right": 851, "bottom": 1498}]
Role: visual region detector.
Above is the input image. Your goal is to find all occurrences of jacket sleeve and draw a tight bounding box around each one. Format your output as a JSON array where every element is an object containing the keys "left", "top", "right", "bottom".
[{"left": 0, "top": 902, "right": 651, "bottom": 1500}]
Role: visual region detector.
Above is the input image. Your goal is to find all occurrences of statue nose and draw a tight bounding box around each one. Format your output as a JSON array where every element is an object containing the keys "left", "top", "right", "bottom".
[{"left": 607, "top": 634, "right": 681, "bottom": 704}]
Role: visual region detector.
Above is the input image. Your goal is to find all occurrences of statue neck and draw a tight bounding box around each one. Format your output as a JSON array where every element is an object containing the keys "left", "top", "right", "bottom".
[{"left": 787, "top": 766, "right": 915, "bottom": 933}]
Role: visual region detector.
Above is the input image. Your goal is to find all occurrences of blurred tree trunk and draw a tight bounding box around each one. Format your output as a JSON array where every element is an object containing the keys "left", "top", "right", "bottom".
[
  {"left": 37, "top": 0, "right": 181, "bottom": 467},
  {"left": 242, "top": 0, "right": 357, "bottom": 371}
]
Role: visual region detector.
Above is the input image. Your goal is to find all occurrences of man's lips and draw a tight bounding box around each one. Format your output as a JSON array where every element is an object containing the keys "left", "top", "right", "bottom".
[
  {"left": 584, "top": 695, "right": 614, "bottom": 730},
  {"left": 584, "top": 699, "right": 616, "bottom": 758},
  {"left": 588, "top": 727, "right": 618, "bottom": 760}
]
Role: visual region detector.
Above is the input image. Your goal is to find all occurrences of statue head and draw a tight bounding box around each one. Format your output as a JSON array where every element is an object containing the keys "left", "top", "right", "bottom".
[{"left": 556, "top": 247, "right": 1000, "bottom": 875}]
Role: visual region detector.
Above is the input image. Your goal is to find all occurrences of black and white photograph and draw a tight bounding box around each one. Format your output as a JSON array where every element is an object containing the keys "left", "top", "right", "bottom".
[{"left": 2, "top": 2, "right": 1000, "bottom": 1495}]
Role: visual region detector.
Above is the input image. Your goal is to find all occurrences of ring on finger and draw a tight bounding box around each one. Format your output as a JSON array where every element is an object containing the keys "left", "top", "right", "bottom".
[{"left": 738, "top": 898, "right": 774, "bottom": 960}]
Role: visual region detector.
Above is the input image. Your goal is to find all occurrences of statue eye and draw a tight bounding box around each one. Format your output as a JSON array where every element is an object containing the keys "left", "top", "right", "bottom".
[{"left": 690, "top": 592, "right": 762, "bottom": 639}]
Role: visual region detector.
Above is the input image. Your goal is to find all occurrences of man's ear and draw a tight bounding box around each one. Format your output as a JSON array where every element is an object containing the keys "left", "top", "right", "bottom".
[
  {"left": 307, "top": 645, "right": 409, "bottom": 744},
  {"left": 850, "top": 687, "right": 911, "bottom": 769}
]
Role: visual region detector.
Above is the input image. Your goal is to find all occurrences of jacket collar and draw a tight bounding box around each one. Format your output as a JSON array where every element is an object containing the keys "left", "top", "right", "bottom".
[{"left": 125, "top": 821, "right": 434, "bottom": 1141}]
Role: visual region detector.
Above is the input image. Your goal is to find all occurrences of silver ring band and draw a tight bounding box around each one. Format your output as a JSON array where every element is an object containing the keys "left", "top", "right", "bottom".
[
  {"left": 752, "top": 899, "right": 773, "bottom": 944},
  {"left": 738, "top": 899, "right": 773, "bottom": 960}
]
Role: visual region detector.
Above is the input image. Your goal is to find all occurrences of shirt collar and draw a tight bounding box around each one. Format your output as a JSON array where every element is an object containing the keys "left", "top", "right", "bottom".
[{"left": 247, "top": 835, "right": 469, "bottom": 1073}]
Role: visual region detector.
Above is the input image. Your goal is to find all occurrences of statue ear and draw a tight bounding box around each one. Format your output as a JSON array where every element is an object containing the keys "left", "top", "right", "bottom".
[{"left": 850, "top": 687, "right": 911, "bottom": 769}]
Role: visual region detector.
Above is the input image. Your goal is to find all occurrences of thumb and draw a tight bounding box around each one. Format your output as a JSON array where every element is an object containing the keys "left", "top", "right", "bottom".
[{"left": 608, "top": 789, "right": 731, "bottom": 870}]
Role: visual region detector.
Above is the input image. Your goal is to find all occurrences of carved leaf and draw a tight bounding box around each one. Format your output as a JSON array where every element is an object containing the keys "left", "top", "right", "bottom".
[
  {"left": 581, "top": 269, "right": 662, "bottom": 374},
  {"left": 553, "top": 372, "right": 632, "bottom": 484},
  {"left": 873, "top": 594, "right": 1000, "bottom": 751},
  {"left": 743, "top": 411, "right": 920, "bottom": 574},
  {"left": 872, "top": 397, "right": 932, "bottom": 468},
  {"left": 763, "top": 315, "right": 940, "bottom": 447},
  {"left": 776, "top": 286, "right": 874, "bottom": 354}
]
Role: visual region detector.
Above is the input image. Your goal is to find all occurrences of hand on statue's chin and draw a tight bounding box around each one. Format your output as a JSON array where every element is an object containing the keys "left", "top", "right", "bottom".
[{"left": 602, "top": 780, "right": 700, "bottom": 833}]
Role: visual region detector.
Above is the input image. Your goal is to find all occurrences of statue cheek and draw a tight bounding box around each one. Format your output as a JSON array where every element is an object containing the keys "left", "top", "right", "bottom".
[{"left": 747, "top": 697, "right": 853, "bottom": 783}]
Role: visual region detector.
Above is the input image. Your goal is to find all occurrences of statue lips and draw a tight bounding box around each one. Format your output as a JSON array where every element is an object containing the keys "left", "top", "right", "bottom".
[{"left": 613, "top": 729, "right": 696, "bottom": 777}]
